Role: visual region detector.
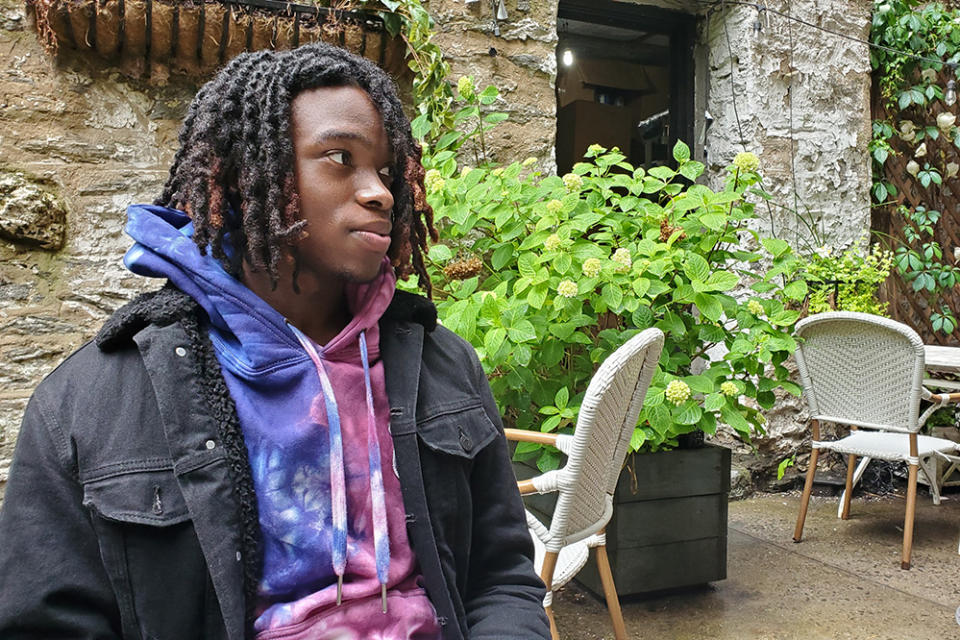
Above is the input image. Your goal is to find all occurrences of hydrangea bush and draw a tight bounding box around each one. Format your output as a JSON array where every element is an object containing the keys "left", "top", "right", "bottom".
[{"left": 406, "top": 82, "right": 805, "bottom": 469}]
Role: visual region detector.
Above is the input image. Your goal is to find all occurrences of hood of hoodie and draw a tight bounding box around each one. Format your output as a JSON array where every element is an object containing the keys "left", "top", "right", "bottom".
[{"left": 123, "top": 203, "right": 396, "bottom": 373}]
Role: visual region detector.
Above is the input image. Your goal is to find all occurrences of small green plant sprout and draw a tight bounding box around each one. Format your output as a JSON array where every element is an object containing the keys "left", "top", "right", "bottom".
[{"left": 777, "top": 455, "right": 796, "bottom": 481}]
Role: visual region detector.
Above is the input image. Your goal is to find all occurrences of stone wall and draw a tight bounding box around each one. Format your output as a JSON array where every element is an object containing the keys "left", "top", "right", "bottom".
[
  {"left": 0, "top": 0, "right": 873, "bottom": 495},
  {"left": 0, "top": 0, "right": 194, "bottom": 494}
]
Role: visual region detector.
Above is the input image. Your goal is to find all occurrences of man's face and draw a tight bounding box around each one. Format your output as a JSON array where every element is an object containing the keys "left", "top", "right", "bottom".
[{"left": 289, "top": 85, "right": 395, "bottom": 285}]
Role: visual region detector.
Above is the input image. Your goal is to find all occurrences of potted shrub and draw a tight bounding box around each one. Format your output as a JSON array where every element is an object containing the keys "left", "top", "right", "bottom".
[{"left": 408, "top": 81, "right": 806, "bottom": 596}]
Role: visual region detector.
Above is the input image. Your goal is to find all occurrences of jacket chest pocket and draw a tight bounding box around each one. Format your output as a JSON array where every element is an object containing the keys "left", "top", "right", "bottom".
[
  {"left": 416, "top": 403, "right": 499, "bottom": 460},
  {"left": 82, "top": 469, "right": 218, "bottom": 640},
  {"left": 415, "top": 403, "right": 499, "bottom": 559}
]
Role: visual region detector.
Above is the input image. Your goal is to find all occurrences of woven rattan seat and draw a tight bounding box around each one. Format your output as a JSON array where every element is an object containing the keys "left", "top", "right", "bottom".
[
  {"left": 505, "top": 328, "right": 663, "bottom": 640},
  {"left": 792, "top": 312, "right": 960, "bottom": 569}
]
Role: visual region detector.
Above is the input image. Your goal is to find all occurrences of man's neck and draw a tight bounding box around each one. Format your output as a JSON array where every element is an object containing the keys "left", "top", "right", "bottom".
[{"left": 242, "top": 263, "right": 351, "bottom": 346}]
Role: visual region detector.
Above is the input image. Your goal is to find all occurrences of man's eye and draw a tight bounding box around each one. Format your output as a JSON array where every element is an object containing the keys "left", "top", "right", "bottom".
[
  {"left": 379, "top": 167, "right": 394, "bottom": 181},
  {"left": 328, "top": 151, "right": 350, "bottom": 165}
]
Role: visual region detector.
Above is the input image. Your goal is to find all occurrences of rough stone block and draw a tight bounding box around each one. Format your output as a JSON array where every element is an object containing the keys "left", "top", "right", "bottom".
[{"left": 0, "top": 169, "right": 67, "bottom": 251}]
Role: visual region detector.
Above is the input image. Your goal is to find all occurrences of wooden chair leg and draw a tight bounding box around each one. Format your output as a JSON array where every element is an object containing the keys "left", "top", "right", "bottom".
[
  {"left": 841, "top": 454, "right": 856, "bottom": 520},
  {"left": 901, "top": 462, "right": 919, "bottom": 570},
  {"left": 794, "top": 448, "right": 819, "bottom": 542},
  {"left": 594, "top": 536, "right": 627, "bottom": 640},
  {"left": 540, "top": 551, "right": 560, "bottom": 640}
]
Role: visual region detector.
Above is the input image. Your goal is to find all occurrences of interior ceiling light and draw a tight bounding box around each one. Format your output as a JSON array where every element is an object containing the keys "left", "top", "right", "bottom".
[{"left": 562, "top": 49, "right": 574, "bottom": 67}]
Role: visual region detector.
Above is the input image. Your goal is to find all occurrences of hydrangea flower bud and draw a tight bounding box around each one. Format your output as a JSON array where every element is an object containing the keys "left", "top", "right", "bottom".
[
  {"left": 733, "top": 152, "right": 760, "bottom": 173},
  {"left": 562, "top": 173, "right": 583, "bottom": 191},
  {"left": 720, "top": 381, "right": 738, "bottom": 397},
  {"left": 556, "top": 279, "right": 578, "bottom": 298},
  {"left": 582, "top": 258, "right": 602, "bottom": 278},
  {"left": 665, "top": 380, "right": 691, "bottom": 405},
  {"left": 545, "top": 234, "right": 562, "bottom": 251},
  {"left": 612, "top": 248, "right": 632, "bottom": 272},
  {"left": 747, "top": 299, "right": 764, "bottom": 316}
]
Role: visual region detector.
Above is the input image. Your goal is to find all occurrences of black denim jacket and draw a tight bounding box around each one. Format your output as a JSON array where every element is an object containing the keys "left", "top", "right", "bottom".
[{"left": 0, "top": 289, "right": 548, "bottom": 640}]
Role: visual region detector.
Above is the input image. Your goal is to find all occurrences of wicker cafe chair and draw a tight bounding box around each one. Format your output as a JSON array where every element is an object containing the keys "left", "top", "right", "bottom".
[
  {"left": 504, "top": 328, "right": 664, "bottom": 640},
  {"left": 791, "top": 312, "right": 960, "bottom": 569}
]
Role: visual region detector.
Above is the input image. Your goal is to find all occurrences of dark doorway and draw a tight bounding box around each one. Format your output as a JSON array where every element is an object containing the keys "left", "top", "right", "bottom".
[{"left": 555, "top": 0, "right": 696, "bottom": 173}]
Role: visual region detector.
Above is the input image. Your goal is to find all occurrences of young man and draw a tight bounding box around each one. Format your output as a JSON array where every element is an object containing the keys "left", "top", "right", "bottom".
[{"left": 0, "top": 44, "right": 549, "bottom": 640}]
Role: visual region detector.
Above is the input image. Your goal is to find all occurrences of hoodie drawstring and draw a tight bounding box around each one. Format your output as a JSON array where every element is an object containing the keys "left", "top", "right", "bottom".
[
  {"left": 359, "top": 332, "right": 391, "bottom": 613},
  {"left": 291, "top": 325, "right": 391, "bottom": 613}
]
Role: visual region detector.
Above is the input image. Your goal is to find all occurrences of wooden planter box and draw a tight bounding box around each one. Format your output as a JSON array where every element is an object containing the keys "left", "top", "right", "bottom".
[{"left": 514, "top": 443, "right": 730, "bottom": 598}]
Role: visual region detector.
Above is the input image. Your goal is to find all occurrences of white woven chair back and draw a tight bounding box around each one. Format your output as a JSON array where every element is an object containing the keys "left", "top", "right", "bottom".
[
  {"left": 551, "top": 328, "right": 664, "bottom": 544},
  {"left": 794, "top": 312, "right": 925, "bottom": 433}
]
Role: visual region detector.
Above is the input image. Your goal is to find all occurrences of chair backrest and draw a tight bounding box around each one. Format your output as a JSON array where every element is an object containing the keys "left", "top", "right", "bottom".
[
  {"left": 549, "top": 327, "right": 664, "bottom": 545},
  {"left": 793, "top": 312, "right": 925, "bottom": 433}
]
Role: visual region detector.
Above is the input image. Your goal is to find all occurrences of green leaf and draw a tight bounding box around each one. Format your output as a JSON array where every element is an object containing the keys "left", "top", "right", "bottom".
[
  {"left": 761, "top": 238, "right": 790, "bottom": 258},
  {"left": 429, "top": 244, "right": 453, "bottom": 262},
  {"left": 706, "top": 270, "right": 739, "bottom": 291},
  {"left": 679, "top": 161, "right": 705, "bottom": 181},
  {"left": 483, "top": 328, "right": 506, "bottom": 355},
  {"left": 721, "top": 404, "right": 752, "bottom": 435},
  {"left": 700, "top": 212, "right": 727, "bottom": 231},
  {"left": 782, "top": 279, "right": 808, "bottom": 301},
  {"left": 685, "top": 375, "right": 714, "bottom": 393},
  {"left": 526, "top": 285, "right": 547, "bottom": 309},
  {"left": 684, "top": 254, "right": 711, "bottom": 282},
  {"left": 602, "top": 283, "right": 624, "bottom": 309},
  {"left": 649, "top": 166, "right": 675, "bottom": 181},
  {"left": 555, "top": 386, "right": 569, "bottom": 410},
  {"left": 672, "top": 140, "right": 691, "bottom": 163},
  {"left": 491, "top": 244, "right": 515, "bottom": 270},
  {"left": 517, "top": 253, "right": 537, "bottom": 278},
  {"left": 633, "top": 278, "right": 651, "bottom": 297},
  {"left": 507, "top": 319, "right": 537, "bottom": 343},
  {"left": 694, "top": 292, "right": 723, "bottom": 322},
  {"left": 704, "top": 393, "right": 725, "bottom": 411},
  {"left": 768, "top": 309, "right": 800, "bottom": 326},
  {"left": 674, "top": 402, "right": 702, "bottom": 425}
]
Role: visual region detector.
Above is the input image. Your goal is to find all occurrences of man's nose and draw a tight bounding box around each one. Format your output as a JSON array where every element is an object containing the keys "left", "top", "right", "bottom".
[{"left": 356, "top": 170, "right": 395, "bottom": 212}]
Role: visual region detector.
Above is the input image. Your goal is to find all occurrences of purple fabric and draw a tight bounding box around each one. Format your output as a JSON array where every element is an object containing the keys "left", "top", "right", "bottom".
[{"left": 122, "top": 204, "right": 440, "bottom": 638}]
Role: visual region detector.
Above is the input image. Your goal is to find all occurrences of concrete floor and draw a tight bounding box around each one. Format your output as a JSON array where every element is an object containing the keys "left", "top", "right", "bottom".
[{"left": 553, "top": 491, "right": 960, "bottom": 639}]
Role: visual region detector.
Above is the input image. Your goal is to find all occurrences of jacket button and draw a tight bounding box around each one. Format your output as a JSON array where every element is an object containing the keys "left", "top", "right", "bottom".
[
  {"left": 458, "top": 427, "right": 473, "bottom": 452},
  {"left": 205, "top": 440, "right": 216, "bottom": 450},
  {"left": 175, "top": 347, "right": 187, "bottom": 357},
  {"left": 405, "top": 513, "right": 416, "bottom": 524}
]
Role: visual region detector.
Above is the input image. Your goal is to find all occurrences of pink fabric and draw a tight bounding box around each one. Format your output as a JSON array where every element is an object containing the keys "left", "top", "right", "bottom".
[{"left": 256, "top": 583, "right": 440, "bottom": 640}]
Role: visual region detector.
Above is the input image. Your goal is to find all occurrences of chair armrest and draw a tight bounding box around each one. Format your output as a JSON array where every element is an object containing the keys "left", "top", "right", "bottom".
[
  {"left": 503, "top": 429, "right": 559, "bottom": 446},
  {"left": 516, "top": 479, "right": 538, "bottom": 496},
  {"left": 928, "top": 392, "right": 960, "bottom": 404}
]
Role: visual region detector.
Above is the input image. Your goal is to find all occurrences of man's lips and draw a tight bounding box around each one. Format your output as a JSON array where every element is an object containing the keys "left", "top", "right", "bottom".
[{"left": 351, "top": 227, "right": 392, "bottom": 253}]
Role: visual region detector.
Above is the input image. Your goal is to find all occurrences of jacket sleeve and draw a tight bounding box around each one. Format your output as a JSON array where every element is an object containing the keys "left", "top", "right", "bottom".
[
  {"left": 0, "top": 391, "right": 122, "bottom": 639},
  {"left": 462, "top": 349, "right": 551, "bottom": 639}
]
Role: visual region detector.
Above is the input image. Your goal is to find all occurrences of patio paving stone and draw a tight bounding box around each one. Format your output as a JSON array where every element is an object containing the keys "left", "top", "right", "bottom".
[{"left": 553, "top": 491, "right": 960, "bottom": 639}]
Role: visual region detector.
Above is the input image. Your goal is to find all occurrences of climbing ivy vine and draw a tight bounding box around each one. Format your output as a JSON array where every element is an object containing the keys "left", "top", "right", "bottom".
[{"left": 871, "top": 0, "right": 960, "bottom": 334}]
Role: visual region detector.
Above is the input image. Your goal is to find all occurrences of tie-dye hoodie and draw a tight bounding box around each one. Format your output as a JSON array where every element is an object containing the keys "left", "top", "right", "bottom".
[{"left": 123, "top": 204, "right": 440, "bottom": 639}]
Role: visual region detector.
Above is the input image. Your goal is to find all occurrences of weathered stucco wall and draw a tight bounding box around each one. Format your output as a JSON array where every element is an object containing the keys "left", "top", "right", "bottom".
[
  {"left": 0, "top": 0, "right": 194, "bottom": 492},
  {"left": 0, "top": 0, "right": 873, "bottom": 494}
]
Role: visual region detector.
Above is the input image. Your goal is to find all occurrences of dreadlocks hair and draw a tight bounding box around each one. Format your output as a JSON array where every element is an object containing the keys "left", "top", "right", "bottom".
[{"left": 155, "top": 43, "right": 438, "bottom": 296}]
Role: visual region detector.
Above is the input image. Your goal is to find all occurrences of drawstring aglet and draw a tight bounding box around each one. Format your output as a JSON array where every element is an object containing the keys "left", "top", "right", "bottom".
[
  {"left": 381, "top": 583, "right": 388, "bottom": 613},
  {"left": 336, "top": 575, "right": 343, "bottom": 606}
]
